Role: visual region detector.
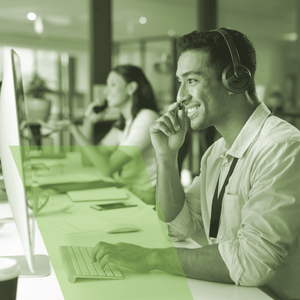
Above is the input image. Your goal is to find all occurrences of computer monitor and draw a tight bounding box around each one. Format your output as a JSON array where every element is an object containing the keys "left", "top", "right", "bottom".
[{"left": 0, "top": 49, "right": 50, "bottom": 276}]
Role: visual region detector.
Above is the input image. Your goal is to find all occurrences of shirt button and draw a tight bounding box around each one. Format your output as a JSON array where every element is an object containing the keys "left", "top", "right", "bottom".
[{"left": 219, "top": 235, "right": 223, "bottom": 240}]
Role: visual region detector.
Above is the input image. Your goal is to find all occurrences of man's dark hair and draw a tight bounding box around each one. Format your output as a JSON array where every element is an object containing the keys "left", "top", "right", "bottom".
[{"left": 177, "top": 28, "right": 257, "bottom": 97}]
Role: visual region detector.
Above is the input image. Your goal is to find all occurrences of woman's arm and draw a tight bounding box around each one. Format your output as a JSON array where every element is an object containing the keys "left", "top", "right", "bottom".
[
  {"left": 78, "top": 117, "right": 95, "bottom": 144},
  {"left": 70, "top": 121, "right": 94, "bottom": 145},
  {"left": 71, "top": 109, "right": 159, "bottom": 177},
  {"left": 70, "top": 124, "right": 131, "bottom": 177}
]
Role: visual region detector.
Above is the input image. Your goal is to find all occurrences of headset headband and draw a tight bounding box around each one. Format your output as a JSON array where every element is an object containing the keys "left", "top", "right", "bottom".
[{"left": 210, "top": 28, "right": 244, "bottom": 79}]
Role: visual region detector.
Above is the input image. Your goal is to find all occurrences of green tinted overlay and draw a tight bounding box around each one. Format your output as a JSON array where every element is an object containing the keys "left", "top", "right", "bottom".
[{"left": 11, "top": 145, "right": 194, "bottom": 300}]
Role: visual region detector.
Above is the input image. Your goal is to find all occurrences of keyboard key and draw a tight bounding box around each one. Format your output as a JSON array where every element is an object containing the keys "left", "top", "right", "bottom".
[
  {"left": 61, "top": 246, "right": 124, "bottom": 281},
  {"left": 104, "top": 265, "right": 114, "bottom": 277},
  {"left": 89, "top": 268, "right": 98, "bottom": 276},
  {"left": 113, "top": 270, "right": 123, "bottom": 277},
  {"left": 74, "top": 266, "right": 83, "bottom": 276},
  {"left": 94, "top": 264, "right": 106, "bottom": 276}
]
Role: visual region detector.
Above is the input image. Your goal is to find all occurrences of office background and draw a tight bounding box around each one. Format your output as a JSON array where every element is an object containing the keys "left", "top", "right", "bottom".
[{"left": 0, "top": 0, "right": 299, "bottom": 180}]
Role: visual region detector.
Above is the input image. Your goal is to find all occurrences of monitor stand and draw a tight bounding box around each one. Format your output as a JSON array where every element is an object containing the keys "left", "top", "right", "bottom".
[{"left": 3, "top": 254, "right": 51, "bottom": 277}]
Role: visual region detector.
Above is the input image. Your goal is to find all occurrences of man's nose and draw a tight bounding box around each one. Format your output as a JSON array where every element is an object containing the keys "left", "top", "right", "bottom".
[{"left": 177, "top": 83, "right": 191, "bottom": 104}]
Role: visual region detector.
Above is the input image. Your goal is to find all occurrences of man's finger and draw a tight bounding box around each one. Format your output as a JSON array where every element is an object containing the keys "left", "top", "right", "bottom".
[
  {"left": 177, "top": 104, "right": 189, "bottom": 131},
  {"left": 150, "top": 120, "right": 174, "bottom": 136},
  {"left": 163, "top": 111, "right": 181, "bottom": 132},
  {"left": 99, "top": 254, "right": 119, "bottom": 268},
  {"left": 167, "top": 102, "right": 180, "bottom": 112},
  {"left": 91, "top": 241, "right": 106, "bottom": 262}
]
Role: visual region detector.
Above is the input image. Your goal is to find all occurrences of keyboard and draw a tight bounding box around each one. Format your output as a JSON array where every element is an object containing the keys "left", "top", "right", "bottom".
[{"left": 58, "top": 246, "right": 124, "bottom": 283}]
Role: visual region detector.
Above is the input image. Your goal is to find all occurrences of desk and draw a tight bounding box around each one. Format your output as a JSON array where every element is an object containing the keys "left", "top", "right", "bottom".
[
  {"left": 30, "top": 151, "right": 115, "bottom": 185},
  {"left": 30, "top": 151, "right": 122, "bottom": 193},
  {"left": 0, "top": 190, "right": 272, "bottom": 300}
]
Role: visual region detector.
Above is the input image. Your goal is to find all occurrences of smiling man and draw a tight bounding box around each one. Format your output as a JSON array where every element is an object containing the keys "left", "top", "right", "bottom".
[{"left": 92, "top": 28, "right": 300, "bottom": 300}]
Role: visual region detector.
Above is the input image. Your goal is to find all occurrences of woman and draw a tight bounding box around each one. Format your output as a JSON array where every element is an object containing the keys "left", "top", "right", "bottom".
[{"left": 70, "top": 65, "right": 159, "bottom": 204}]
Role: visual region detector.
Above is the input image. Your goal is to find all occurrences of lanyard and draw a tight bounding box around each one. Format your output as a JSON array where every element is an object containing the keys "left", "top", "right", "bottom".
[{"left": 209, "top": 157, "right": 239, "bottom": 239}]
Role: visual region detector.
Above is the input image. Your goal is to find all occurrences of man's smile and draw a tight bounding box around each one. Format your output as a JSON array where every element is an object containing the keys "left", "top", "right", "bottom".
[{"left": 186, "top": 105, "right": 201, "bottom": 118}]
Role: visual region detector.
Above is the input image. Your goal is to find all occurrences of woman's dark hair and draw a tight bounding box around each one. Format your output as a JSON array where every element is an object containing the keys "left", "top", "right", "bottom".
[
  {"left": 111, "top": 64, "right": 158, "bottom": 130},
  {"left": 177, "top": 28, "right": 257, "bottom": 97}
]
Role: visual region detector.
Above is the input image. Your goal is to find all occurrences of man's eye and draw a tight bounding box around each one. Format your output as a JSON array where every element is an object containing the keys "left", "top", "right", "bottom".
[
  {"left": 188, "top": 79, "right": 196, "bottom": 84},
  {"left": 177, "top": 81, "right": 182, "bottom": 86}
]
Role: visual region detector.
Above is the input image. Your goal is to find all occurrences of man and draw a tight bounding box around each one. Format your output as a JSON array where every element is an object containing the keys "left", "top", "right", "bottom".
[{"left": 92, "top": 28, "right": 300, "bottom": 300}]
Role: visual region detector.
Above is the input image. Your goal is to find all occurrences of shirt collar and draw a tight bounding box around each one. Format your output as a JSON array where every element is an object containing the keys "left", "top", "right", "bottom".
[{"left": 219, "top": 102, "right": 271, "bottom": 159}]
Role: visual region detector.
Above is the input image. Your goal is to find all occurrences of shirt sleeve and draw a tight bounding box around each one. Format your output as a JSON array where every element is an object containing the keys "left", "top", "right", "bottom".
[
  {"left": 167, "top": 175, "right": 203, "bottom": 241},
  {"left": 219, "top": 140, "right": 300, "bottom": 286},
  {"left": 118, "top": 109, "right": 159, "bottom": 157}
]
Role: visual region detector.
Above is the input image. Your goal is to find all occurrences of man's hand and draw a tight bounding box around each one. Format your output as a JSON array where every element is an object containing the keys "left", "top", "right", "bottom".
[
  {"left": 149, "top": 102, "right": 188, "bottom": 156},
  {"left": 91, "top": 242, "right": 155, "bottom": 272},
  {"left": 91, "top": 241, "right": 187, "bottom": 277}
]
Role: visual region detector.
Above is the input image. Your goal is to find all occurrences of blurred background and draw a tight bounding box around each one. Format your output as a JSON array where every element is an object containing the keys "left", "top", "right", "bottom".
[{"left": 0, "top": 0, "right": 299, "bottom": 182}]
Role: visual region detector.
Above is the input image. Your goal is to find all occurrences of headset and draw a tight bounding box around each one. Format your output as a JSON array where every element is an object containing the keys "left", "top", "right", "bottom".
[{"left": 211, "top": 28, "right": 251, "bottom": 94}]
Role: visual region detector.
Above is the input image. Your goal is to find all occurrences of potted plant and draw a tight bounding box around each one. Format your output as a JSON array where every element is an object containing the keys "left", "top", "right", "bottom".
[{"left": 25, "top": 73, "right": 53, "bottom": 122}]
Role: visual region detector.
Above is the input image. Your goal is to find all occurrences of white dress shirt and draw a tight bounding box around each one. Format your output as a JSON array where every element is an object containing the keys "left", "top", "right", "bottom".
[{"left": 169, "top": 102, "right": 300, "bottom": 300}]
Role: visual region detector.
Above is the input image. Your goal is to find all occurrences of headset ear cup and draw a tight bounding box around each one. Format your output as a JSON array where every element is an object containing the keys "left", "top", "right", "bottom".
[{"left": 222, "top": 64, "right": 251, "bottom": 94}]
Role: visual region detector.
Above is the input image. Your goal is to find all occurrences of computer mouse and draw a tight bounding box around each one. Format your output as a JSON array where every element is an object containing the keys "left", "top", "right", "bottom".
[{"left": 104, "top": 223, "right": 141, "bottom": 234}]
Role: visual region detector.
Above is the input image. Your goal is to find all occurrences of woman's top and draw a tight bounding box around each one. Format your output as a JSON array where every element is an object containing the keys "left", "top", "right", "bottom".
[{"left": 99, "top": 109, "right": 159, "bottom": 195}]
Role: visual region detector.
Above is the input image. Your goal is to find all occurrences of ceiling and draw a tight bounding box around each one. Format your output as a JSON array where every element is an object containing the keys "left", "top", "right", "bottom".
[{"left": 0, "top": 0, "right": 297, "bottom": 51}]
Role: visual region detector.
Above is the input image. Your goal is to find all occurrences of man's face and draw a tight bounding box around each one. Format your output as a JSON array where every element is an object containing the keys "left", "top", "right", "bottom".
[{"left": 176, "top": 50, "right": 230, "bottom": 131}]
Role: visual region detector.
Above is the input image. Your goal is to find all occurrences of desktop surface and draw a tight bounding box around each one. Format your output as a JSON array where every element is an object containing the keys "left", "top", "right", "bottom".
[
  {"left": 0, "top": 189, "right": 272, "bottom": 300},
  {"left": 0, "top": 154, "right": 273, "bottom": 300},
  {"left": 30, "top": 151, "right": 123, "bottom": 192}
]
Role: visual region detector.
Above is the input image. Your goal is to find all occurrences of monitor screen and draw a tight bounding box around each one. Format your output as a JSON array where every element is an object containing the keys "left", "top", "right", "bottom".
[
  {"left": 11, "top": 49, "right": 33, "bottom": 188},
  {"left": 0, "top": 49, "right": 50, "bottom": 276}
]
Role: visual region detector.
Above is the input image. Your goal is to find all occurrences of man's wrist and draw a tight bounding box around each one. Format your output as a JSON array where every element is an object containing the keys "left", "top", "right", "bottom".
[
  {"left": 147, "top": 248, "right": 184, "bottom": 276},
  {"left": 146, "top": 248, "right": 163, "bottom": 271},
  {"left": 155, "top": 152, "right": 178, "bottom": 165}
]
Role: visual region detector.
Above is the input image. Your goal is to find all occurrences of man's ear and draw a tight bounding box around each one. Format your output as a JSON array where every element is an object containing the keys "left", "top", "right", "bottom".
[{"left": 127, "top": 81, "right": 138, "bottom": 95}]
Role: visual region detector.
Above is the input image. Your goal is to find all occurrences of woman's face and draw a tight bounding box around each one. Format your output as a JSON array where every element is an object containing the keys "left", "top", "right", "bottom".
[{"left": 104, "top": 71, "right": 130, "bottom": 107}]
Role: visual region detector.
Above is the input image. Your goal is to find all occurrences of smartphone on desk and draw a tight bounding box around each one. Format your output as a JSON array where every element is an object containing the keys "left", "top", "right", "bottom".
[{"left": 90, "top": 202, "right": 137, "bottom": 211}]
